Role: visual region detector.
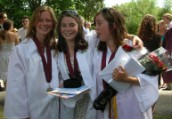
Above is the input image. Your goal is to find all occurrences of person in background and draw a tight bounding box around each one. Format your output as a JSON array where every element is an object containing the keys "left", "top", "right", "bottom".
[
  {"left": 0, "top": 19, "right": 19, "bottom": 89},
  {"left": 0, "top": 12, "right": 8, "bottom": 30},
  {"left": 18, "top": 15, "right": 30, "bottom": 41},
  {"left": 156, "top": 20, "right": 167, "bottom": 43},
  {"left": 93, "top": 8, "right": 158, "bottom": 119},
  {"left": 137, "top": 14, "right": 162, "bottom": 52},
  {"left": 156, "top": 20, "right": 167, "bottom": 89},
  {"left": 162, "top": 27, "right": 172, "bottom": 91},
  {"left": 4, "top": 5, "right": 60, "bottom": 119},
  {"left": 84, "top": 21, "right": 91, "bottom": 33},
  {"left": 80, "top": 16, "right": 90, "bottom": 36},
  {"left": 162, "top": 13, "right": 172, "bottom": 30},
  {"left": 137, "top": 14, "right": 162, "bottom": 113},
  {"left": 56, "top": 10, "right": 96, "bottom": 119},
  {"left": 137, "top": 14, "right": 162, "bottom": 87}
]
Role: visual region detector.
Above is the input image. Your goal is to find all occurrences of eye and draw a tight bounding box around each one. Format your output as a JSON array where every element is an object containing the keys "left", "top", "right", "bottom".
[
  {"left": 70, "top": 23, "right": 76, "bottom": 27},
  {"left": 61, "top": 23, "right": 66, "bottom": 28}
]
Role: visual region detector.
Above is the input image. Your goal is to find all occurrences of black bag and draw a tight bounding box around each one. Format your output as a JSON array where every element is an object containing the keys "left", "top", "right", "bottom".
[
  {"left": 93, "top": 86, "right": 117, "bottom": 112},
  {"left": 63, "top": 76, "right": 83, "bottom": 88}
]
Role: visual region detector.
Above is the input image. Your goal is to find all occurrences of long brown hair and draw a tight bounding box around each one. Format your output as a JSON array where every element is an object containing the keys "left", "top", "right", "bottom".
[
  {"left": 137, "top": 14, "right": 156, "bottom": 42},
  {"left": 26, "top": 5, "right": 57, "bottom": 48},
  {"left": 94, "top": 7, "right": 128, "bottom": 51},
  {"left": 56, "top": 10, "right": 88, "bottom": 53}
]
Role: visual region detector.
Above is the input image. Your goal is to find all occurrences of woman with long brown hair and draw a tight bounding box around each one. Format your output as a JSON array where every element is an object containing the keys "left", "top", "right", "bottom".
[
  {"left": 93, "top": 8, "right": 159, "bottom": 119},
  {"left": 4, "top": 6, "right": 59, "bottom": 119}
]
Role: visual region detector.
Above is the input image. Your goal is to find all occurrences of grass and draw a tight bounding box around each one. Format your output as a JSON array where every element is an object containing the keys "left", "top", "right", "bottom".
[
  {"left": 153, "top": 115, "right": 172, "bottom": 119},
  {"left": 0, "top": 104, "right": 4, "bottom": 119},
  {"left": 0, "top": 105, "right": 171, "bottom": 119}
]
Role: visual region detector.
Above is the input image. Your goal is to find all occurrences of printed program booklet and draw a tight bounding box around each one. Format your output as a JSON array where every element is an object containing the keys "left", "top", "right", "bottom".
[{"left": 47, "top": 85, "right": 91, "bottom": 99}]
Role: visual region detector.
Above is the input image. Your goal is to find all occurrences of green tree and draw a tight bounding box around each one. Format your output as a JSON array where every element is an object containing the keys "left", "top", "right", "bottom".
[
  {"left": 114, "top": 0, "right": 161, "bottom": 34},
  {"left": 0, "top": 0, "right": 32, "bottom": 28},
  {"left": 0, "top": 0, "right": 104, "bottom": 28},
  {"left": 74, "top": 0, "right": 104, "bottom": 21},
  {"left": 157, "top": 0, "right": 172, "bottom": 20}
]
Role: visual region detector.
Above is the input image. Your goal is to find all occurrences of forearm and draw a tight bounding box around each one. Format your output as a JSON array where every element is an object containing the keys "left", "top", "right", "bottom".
[
  {"left": 127, "top": 34, "right": 135, "bottom": 40},
  {"left": 124, "top": 76, "right": 140, "bottom": 85}
]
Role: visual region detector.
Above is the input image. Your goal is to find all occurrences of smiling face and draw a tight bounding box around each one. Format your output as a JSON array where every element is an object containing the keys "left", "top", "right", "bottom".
[
  {"left": 95, "top": 13, "right": 113, "bottom": 42},
  {"left": 35, "top": 11, "right": 53, "bottom": 38},
  {"left": 60, "top": 16, "right": 78, "bottom": 43}
]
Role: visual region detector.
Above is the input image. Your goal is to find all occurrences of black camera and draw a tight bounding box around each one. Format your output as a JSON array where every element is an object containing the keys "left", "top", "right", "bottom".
[
  {"left": 93, "top": 86, "right": 117, "bottom": 111},
  {"left": 63, "top": 75, "right": 83, "bottom": 88}
]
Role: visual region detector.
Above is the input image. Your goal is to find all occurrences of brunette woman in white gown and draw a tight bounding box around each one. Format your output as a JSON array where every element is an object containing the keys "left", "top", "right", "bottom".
[
  {"left": 56, "top": 10, "right": 97, "bottom": 119},
  {"left": 93, "top": 8, "right": 159, "bottom": 119},
  {"left": 0, "top": 19, "right": 19, "bottom": 87}
]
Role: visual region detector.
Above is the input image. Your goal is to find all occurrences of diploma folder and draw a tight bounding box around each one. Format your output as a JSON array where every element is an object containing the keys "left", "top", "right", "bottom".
[
  {"left": 99, "top": 46, "right": 146, "bottom": 92},
  {"left": 47, "top": 85, "right": 91, "bottom": 99}
]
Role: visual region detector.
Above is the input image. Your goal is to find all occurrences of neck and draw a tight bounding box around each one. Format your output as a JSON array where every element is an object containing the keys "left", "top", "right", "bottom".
[
  {"left": 36, "top": 34, "right": 46, "bottom": 48},
  {"left": 66, "top": 41, "right": 75, "bottom": 57},
  {"left": 106, "top": 39, "right": 116, "bottom": 53}
]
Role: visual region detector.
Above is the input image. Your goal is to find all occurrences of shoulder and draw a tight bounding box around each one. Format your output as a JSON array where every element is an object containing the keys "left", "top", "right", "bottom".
[
  {"left": 18, "top": 27, "right": 24, "bottom": 31},
  {"left": 16, "top": 38, "right": 33, "bottom": 48}
]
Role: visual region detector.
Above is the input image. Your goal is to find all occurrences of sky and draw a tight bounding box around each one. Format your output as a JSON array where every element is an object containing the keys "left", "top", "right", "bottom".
[{"left": 104, "top": 0, "right": 164, "bottom": 8}]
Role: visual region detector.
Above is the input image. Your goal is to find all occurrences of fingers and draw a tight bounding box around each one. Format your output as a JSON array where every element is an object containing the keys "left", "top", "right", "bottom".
[
  {"left": 113, "top": 66, "right": 127, "bottom": 81},
  {"left": 112, "top": 66, "right": 123, "bottom": 80},
  {"left": 132, "top": 36, "right": 143, "bottom": 49}
]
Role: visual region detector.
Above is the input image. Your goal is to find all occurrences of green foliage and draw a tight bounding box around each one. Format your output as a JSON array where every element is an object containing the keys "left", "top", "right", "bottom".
[
  {"left": 115, "top": 0, "right": 160, "bottom": 34},
  {"left": 0, "top": 0, "right": 32, "bottom": 28},
  {"left": 113, "top": 0, "right": 172, "bottom": 34},
  {"left": 0, "top": 0, "right": 172, "bottom": 33},
  {"left": 0, "top": 0, "right": 104, "bottom": 28},
  {"left": 74, "top": 0, "right": 104, "bottom": 21}
]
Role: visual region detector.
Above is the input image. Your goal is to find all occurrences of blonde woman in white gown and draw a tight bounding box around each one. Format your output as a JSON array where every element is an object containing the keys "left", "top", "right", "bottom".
[{"left": 0, "top": 19, "right": 19, "bottom": 87}]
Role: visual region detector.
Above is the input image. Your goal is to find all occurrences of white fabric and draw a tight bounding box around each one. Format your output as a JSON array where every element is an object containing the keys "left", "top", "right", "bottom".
[
  {"left": 93, "top": 46, "right": 159, "bottom": 119},
  {"left": 18, "top": 27, "right": 27, "bottom": 41},
  {"left": 57, "top": 49, "right": 96, "bottom": 119},
  {"left": 0, "top": 43, "right": 15, "bottom": 80},
  {"left": 4, "top": 38, "right": 60, "bottom": 119}
]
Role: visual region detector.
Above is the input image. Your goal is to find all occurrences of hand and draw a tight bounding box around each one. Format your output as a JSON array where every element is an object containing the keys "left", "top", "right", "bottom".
[
  {"left": 59, "top": 83, "right": 63, "bottom": 88},
  {"left": 112, "top": 66, "right": 129, "bottom": 82},
  {"left": 132, "top": 36, "right": 143, "bottom": 49}
]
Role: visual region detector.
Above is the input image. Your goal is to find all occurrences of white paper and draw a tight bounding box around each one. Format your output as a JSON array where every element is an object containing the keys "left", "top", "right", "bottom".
[
  {"left": 47, "top": 85, "right": 91, "bottom": 99},
  {"left": 99, "top": 46, "right": 146, "bottom": 92}
]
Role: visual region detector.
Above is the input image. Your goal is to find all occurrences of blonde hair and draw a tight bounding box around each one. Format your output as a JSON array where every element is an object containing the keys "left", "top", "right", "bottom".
[{"left": 163, "top": 13, "right": 172, "bottom": 21}]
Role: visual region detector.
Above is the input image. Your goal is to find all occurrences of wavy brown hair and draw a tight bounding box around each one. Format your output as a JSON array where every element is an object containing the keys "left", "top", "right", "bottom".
[
  {"left": 56, "top": 10, "right": 88, "bottom": 53},
  {"left": 137, "top": 14, "right": 157, "bottom": 42},
  {"left": 94, "top": 8, "right": 128, "bottom": 51},
  {"left": 26, "top": 5, "right": 57, "bottom": 48}
]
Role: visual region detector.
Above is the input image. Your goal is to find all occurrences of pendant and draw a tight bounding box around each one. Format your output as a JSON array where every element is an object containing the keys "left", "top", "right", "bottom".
[{"left": 47, "top": 85, "right": 53, "bottom": 92}]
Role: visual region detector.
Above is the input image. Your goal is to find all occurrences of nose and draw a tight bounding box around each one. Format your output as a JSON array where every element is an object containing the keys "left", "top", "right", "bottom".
[{"left": 64, "top": 25, "right": 72, "bottom": 31}]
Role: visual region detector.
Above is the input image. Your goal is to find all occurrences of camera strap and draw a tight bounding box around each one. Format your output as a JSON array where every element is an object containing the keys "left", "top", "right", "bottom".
[{"left": 65, "top": 49, "right": 79, "bottom": 78}]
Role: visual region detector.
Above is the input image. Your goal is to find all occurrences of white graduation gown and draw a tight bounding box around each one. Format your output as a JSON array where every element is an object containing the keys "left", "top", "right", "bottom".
[
  {"left": 93, "top": 47, "right": 159, "bottom": 119},
  {"left": 4, "top": 38, "right": 60, "bottom": 119},
  {"left": 57, "top": 49, "right": 96, "bottom": 119}
]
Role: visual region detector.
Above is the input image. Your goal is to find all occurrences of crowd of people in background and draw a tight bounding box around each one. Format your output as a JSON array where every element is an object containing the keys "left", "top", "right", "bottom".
[{"left": 0, "top": 5, "right": 172, "bottom": 119}]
